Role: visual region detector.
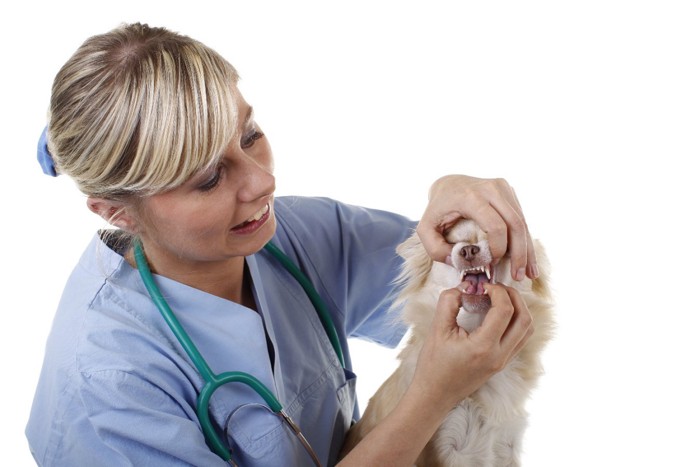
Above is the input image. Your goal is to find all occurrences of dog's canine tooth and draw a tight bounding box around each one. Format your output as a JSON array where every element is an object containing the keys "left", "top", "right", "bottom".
[{"left": 485, "top": 267, "right": 491, "bottom": 281}]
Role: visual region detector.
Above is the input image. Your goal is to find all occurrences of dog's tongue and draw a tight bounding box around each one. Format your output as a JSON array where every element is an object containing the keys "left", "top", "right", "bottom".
[{"left": 463, "top": 273, "right": 489, "bottom": 295}]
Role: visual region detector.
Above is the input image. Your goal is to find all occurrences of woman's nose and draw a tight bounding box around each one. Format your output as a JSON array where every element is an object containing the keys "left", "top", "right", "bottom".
[{"left": 235, "top": 152, "right": 276, "bottom": 202}]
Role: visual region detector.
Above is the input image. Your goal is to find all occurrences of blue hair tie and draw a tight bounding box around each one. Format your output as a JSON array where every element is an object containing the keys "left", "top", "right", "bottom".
[{"left": 37, "top": 126, "right": 58, "bottom": 177}]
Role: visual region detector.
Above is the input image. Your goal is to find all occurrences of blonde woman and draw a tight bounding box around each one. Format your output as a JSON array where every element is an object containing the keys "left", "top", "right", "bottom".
[{"left": 27, "top": 23, "right": 536, "bottom": 466}]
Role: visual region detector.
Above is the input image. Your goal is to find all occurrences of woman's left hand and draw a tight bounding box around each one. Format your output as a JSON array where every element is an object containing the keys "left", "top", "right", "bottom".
[{"left": 416, "top": 174, "right": 538, "bottom": 281}]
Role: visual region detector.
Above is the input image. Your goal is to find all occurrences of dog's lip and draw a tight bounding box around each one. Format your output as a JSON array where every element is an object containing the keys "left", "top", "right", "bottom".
[{"left": 461, "top": 293, "right": 491, "bottom": 309}]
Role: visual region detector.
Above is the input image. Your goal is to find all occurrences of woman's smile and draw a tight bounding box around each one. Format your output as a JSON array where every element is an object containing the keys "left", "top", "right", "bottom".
[{"left": 231, "top": 202, "right": 272, "bottom": 235}]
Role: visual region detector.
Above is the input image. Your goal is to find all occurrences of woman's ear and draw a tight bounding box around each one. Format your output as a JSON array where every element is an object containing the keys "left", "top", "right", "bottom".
[{"left": 86, "top": 197, "right": 139, "bottom": 233}]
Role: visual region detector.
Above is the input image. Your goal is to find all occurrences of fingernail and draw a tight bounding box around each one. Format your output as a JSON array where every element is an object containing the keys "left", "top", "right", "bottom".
[
  {"left": 530, "top": 264, "right": 540, "bottom": 279},
  {"left": 516, "top": 267, "right": 526, "bottom": 281}
]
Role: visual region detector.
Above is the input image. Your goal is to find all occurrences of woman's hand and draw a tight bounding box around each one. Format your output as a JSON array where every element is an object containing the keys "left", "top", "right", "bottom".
[
  {"left": 409, "top": 283, "right": 534, "bottom": 409},
  {"left": 417, "top": 175, "right": 538, "bottom": 281},
  {"left": 337, "top": 284, "right": 533, "bottom": 466}
]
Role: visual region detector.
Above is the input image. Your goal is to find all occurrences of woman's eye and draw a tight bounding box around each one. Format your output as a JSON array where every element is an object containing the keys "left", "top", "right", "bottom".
[
  {"left": 241, "top": 128, "right": 265, "bottom": 149},
  {"left": 197, "top": 166, "right": 223, "bottom": 192}
]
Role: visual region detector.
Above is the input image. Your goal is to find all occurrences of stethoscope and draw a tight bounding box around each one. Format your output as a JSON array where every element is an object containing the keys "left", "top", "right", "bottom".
[{"left": 133, "top": 239, "right": 346, "bottom": 466}]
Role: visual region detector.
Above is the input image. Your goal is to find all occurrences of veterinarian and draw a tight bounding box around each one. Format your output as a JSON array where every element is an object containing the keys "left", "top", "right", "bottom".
[{"left": 26, "top": 23, "right": 537, "bottom": 467}]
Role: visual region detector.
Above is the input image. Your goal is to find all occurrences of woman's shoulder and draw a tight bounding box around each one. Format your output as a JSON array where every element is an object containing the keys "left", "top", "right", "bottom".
[
  {"left": 274, "top": 195, "right": 413, "bottom": 239},
  {"left": 272, "top": 196, "right": 344, "bottom": 248},
  {"left": 50, "top": 232, "right": 178, "bottom": 375},
  {"left": 273, "top": 195, "right": 340, "bottom": 218}
]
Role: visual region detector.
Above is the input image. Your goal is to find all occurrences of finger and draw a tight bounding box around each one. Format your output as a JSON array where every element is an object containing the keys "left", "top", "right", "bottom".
[
  {"left": 467, "top": 201, "right": 509, "bottom": 264},
  {"left": 499, "top": 286, "right": 533, "bottom": 351},
  {"left": 475, "top": 283, "right": 515, "bottom": 342},
  {"left": 484, "top": 184, "right": 529, "bottom": 280},
  {"left": 507, "top": 186, "right": 538, "bottom": 280},
  {"left": 433, "top": 288, "right": 465, "bottom": 334},
  {"left": 416, "top": 219, "right": 454, "bottom": 263},
  {"left": 508, "top": 322, "right": 534, "bottom": 360}
]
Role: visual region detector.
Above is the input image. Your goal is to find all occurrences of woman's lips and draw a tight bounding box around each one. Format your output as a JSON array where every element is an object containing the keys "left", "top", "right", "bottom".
[{"left": 231, "top": 203, "right": 271, "bottom": 234}]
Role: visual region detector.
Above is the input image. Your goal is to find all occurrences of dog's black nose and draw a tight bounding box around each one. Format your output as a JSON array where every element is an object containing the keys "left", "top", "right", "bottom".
[{"left": 460, "top": 245, "right": 480, "bottom": 260}]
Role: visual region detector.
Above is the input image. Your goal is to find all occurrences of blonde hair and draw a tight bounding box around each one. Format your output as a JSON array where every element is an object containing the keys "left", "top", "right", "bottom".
[{"left": 46, "top": 23, "right": 239, "bottom": 198}]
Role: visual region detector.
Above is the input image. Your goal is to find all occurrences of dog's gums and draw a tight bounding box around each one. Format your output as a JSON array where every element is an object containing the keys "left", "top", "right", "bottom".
[
  {"left": 459, "top": 266, "right": 494, "bottom": 314},
  {"left": 459, "top": 265, "right": 493, "bottom": 294},
  {"left": 459, "top": 281, "right": 492, "bottom": 317}
]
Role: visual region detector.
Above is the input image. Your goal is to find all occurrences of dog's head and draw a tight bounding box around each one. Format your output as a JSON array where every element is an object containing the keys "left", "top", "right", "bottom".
[
  {"left": 397, "top": 219, "right": 514, "bottom": 333},
  {"left": 395, "top": 219, "right": 553, "bottom": 381},
  {"left": 445, "top": 219, "right": 494, "bottom": 311},
  {"left": 442, "top": 219, "right": 507, "bottom": 331}
]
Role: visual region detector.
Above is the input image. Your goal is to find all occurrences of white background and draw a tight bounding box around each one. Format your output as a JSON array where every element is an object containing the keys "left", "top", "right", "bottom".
[{"left": 2, "top": 1, "right": 699, "bottom": 465}]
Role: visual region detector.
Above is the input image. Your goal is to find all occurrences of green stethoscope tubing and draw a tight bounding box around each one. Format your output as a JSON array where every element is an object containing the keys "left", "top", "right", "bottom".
[
  {"left": 133, "top": 239, "right": 345, "bottom": 463},
  {"left": 263, "top": 241, "right": 345, "bottom": 368}
]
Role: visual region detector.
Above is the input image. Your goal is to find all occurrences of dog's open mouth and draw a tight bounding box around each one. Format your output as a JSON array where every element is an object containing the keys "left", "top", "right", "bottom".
[
  {"left": 460, "top": 265, "right": 493, "bottom": 295},
  {"left": 459, "top": 266, "right": 494, "bottom": 314}
]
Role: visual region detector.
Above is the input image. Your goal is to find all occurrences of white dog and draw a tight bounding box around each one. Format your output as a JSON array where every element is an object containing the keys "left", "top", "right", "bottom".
[{"left": 343, "top": 219, "right": 554, "bottom": 466}]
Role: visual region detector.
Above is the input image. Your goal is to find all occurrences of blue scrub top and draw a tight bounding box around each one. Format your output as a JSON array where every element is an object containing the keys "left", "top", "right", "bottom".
[{"left": 26, "top": 196, "right": 413, "bottom": 466}]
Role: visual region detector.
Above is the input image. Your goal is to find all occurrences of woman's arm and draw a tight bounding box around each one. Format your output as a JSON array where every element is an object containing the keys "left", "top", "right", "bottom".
[{"left": 338, "top": 283, "right": 533, "bottom": 466}]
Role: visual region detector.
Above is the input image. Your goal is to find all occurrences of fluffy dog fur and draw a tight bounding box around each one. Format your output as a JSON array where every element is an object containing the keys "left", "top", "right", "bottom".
[{"left": 342, "top": 220, "right": 554, "bottom": 466}]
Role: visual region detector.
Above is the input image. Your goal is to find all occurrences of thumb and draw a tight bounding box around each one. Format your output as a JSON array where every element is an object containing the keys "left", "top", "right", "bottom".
[
  {"left": 416, "top": 221, "right": 453, "bottom": 263},
  {"left": 433, "top": 288, "right": 464, "bottom": 334}
]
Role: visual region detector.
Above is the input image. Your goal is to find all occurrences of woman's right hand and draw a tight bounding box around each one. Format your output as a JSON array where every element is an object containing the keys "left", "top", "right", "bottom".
[
  {"left": 337, "top": 284, "right": 533, "bottom": 466},
  {"left": 409, "top": 283, "right": 534, "bottom": 410}
]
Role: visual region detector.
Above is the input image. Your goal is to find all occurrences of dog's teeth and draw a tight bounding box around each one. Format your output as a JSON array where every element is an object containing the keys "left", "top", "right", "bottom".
[{"left": 486, "top": 267, "right": 491, "bottom": 280}]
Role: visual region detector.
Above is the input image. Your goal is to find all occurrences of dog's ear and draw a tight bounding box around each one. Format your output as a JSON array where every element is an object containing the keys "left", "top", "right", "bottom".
[
  {"left": 395, "top": 231, "right": 434, "bottom": 292},
  {"left": 396, "top": 230, "right": 424, "bottom": 260}
]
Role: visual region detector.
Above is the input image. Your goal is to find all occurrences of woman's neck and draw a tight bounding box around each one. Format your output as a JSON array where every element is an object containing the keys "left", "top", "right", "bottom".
[{"left": 125, "top": 244, "right": 251, "bottom": 305}]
